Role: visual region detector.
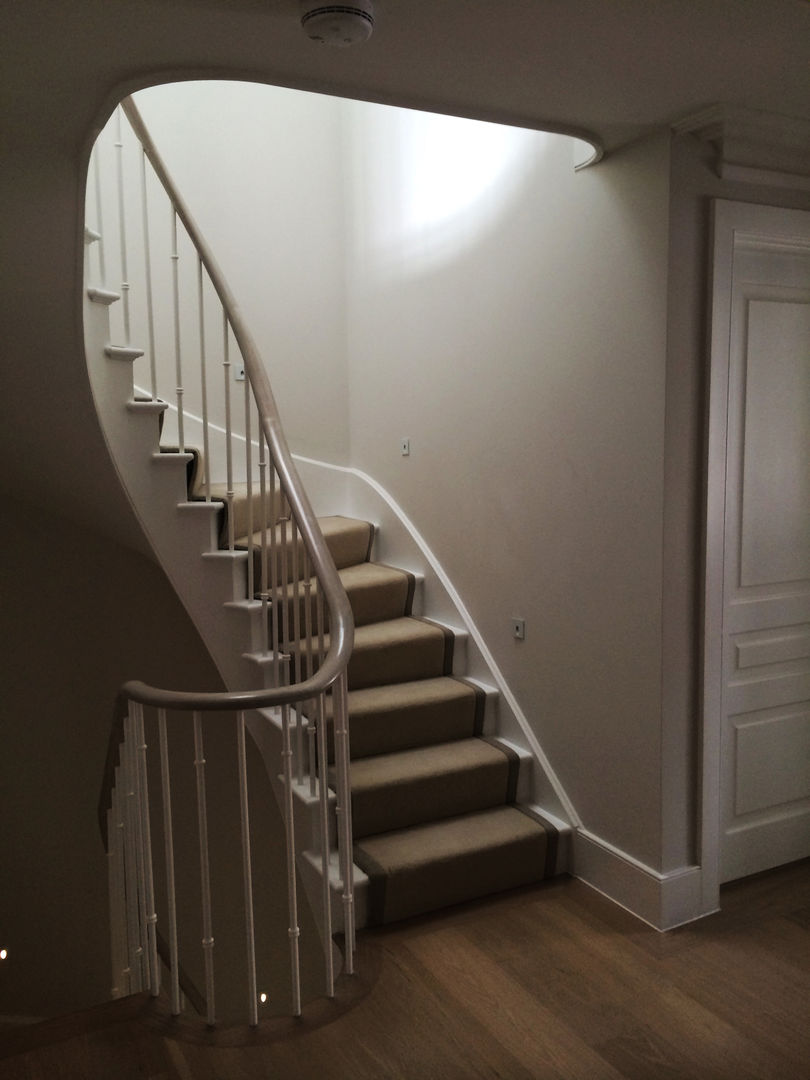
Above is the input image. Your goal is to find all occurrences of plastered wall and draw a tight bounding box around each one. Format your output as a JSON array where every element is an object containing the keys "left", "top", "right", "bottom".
[
  {"left": 344, "top": 113, "right": 673, "bottom": 868},
  {"left": 122, "top": 84, "right": 675, "bottom": 870}
]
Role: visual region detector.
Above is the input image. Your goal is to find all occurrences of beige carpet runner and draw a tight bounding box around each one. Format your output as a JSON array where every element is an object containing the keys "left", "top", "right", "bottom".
[{"left": 214, "top": 480, "right": 558, "bottom": 925}]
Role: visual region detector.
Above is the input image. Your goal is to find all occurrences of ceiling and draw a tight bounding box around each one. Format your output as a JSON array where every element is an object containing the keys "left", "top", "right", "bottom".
[{"left": 3, "top": 0, "right": 810, "bottom": 160}]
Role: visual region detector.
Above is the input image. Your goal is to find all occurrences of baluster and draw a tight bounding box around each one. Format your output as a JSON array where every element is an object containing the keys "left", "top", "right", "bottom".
[
  {"left": 291, "top": 522, "right": 304, "bottom": 784},
  {"left": 193, "top": 713, "right": 216, "bottom": 1025},
  {"left": 279, "top": 496, "right": 292, "bottom": 693},
  {"left": 92, "top": 147, "right": 107, "bottom": 286},
  {"left": 197, "top": 256, "right": 211, "bottom": 501},
  {"left": 269, "top": 463, "right": 281, "bottom": 687},
  {"left": 222, "top": 316, "right": 235, "bottom": 551},
  {"left": 112, "top": 771, "right": 132, "bottom": 996},
  {"left": 139, "top": 146, "right": 158, "bottom": 401},
  {"left": 259, "top": 428, "right": 270, "bottom": 655},
  {"left": 114, "top": 107, "right": 131, "bottom": 345},
  {"left": 170, "top": 208, "right": 184, "bottom": 452},
  {"left": 314, "top": 702, "right": 334, "bottom": 997},
  {"left": 127, "top": 711, "right": 151, "bottom": 991},
  {"left": 314, "top": 589, "right": 334, "bottom": 996},
  {"left": 333, "top": 673, "right": 355, "bottom": 971},
  {"left": 237, "top": 713, "right": 259, "bottom": 1025},
  {"left": 281, "top": 702, "right": 302, "bottom": 1016},
  {"left": 158, "top": 708, "right": 181, "bottom": 1016},
  {"left": 134, "top": 703, "right": 159, "bottom": 997},
  {"left": 302, "top": 549, "right": 316, "bottom": 794},
  {"left": 244, "top": 376, "right": 254, "bottom": 601},
  {"left": 122, "top": 719, "right": 144, "bottom": 992},
  {"left": 107, "top": 797, "right": 125, "bottom": 998}
]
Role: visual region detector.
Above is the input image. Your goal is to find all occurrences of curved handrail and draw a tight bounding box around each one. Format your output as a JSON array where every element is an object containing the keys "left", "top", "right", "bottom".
[{"left": 118, "top": 96, "right": 354, "bottom": 712}]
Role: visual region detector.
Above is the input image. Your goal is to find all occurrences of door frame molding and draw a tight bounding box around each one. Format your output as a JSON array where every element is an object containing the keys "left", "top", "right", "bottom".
[{"left": 701, "top": 198, "right": 810, "bottom": 911}]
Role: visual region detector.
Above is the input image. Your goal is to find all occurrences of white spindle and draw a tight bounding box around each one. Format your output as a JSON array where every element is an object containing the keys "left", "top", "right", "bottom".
[
  {"left": 107, "top": 801, "right": 125, "bottom": 998},
  {"left": 333, "top": 674, "right": 355, "bottom": 971},
  {"left": 237, "top": 713, "right": 259, "bottom": 1025},
  {"left": 171, "top": 208, "right": 184, "bottom": 453},
  {"left": 303, "top": 550, "right": 316, "bottom": 793},
  {"left": 281, "top": 703, "right": 302, "bottom": 1016},
  {"left": 315, "top": 694, "right": 335, "bottom": 998},
  {"left": 134, "top": 703, "right": 160, "bottom": 997},
  {"left": 291, "top": 524, "right": 305, "bottom": 785},
  {"left": 92, "top": 148, "right": 107, "bottom": 285},
  {"left": 223, "top": 315, "right": 235, "bottom": 551},
  {"left": 114, "top": 107, "right": 131, "bottom": 344},
  {"left": 139, "top": 146, "right": 158, "bottom": 401},
  {"left": 112, "top": 778, "right": 132, "bottom": 996},
  {"left": 259, "top": 429, "right": 270, "bottom": 655},
  {"left": 158, "top": 708, "right": 181, "bottom": 1016},
  {"left": 121, "top": 723, "right": 144, "bottom": 992},
  {"left": 193, "top": 713, "right": 216, "bottom": 1025},
  {"left": 128, "top": 712, "right": 152, "bottom": 991},
  {"left": 269, "top": 465, "right": 281, "bottom": 687},
  {"left": 244, "top": 378, "right": 254, "bottom": 601},
  {"left": 197, "top": 256, "right": 211, "bottom": 501}
]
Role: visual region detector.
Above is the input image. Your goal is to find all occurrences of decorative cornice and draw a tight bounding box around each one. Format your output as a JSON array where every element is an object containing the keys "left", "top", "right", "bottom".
[{"left": 672, "top": 104, "right": 810, "bottom": 191}]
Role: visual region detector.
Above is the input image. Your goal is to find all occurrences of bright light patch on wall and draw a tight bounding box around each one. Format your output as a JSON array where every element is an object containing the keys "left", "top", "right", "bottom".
[
  {"left": 0, "top": 949, "right": 7, "bottom": 960},
  {"left": 360, "top": 104, "right": 545, "bottom": 273},
  {"left": 400, "top": 112, "right": 527, "bottom": 235}
]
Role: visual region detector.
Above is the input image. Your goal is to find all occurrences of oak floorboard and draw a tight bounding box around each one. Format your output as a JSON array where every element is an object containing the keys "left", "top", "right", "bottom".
[{"left": 0, "top": 860, "right": 808, "bottom": 1080}]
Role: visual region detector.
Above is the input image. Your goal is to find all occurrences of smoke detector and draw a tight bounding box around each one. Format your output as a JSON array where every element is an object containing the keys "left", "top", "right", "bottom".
[{"left": 299, "top": 2, "right": 374, "bottom": 46}]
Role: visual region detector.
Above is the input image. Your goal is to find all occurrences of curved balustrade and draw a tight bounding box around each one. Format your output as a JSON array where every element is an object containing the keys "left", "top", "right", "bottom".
[{"left": 90, "top": 97, "right": 356, "bottom": 1025}]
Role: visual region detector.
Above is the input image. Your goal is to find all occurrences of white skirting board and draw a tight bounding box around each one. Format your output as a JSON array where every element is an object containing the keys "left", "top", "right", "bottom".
[{"left": 573, "top": 828, "right": 715, "bottom": 931}]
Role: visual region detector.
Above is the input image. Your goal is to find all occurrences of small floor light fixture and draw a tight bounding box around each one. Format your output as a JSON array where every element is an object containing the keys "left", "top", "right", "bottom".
[{"left": 299, "top": 2, "right": 374, "bottom": 46}]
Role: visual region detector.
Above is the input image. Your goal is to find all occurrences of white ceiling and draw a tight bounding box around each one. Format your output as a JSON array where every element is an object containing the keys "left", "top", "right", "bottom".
[{"left": 2, "top": 0, "right": 809, "bottom": 157}]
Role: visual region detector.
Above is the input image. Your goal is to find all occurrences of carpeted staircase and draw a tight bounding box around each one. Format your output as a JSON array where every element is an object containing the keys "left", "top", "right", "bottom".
[{"left": 224, "top": 489, "right": 559, "bottom": 927}]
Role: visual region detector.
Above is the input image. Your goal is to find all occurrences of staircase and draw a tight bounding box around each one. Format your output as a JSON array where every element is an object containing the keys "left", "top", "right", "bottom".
[
  {"left": 86, "top": 95, "right": 570, "bottom": 1027},
  {"left": 231, "top": 500, "right": 559, "bottom": 927}
]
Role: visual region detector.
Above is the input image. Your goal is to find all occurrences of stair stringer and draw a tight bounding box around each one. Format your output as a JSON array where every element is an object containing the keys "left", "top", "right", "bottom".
[
  {"left": 84, "top": 289, "right": 346, "bottom": 992},
  {"left": 293, "top": 454, "right": 581, "bottom": 840}
]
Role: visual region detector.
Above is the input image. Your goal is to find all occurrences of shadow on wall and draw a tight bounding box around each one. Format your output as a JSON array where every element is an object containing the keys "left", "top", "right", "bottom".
[{"left": 0, "top": 495, "right": 320, "bottom": 1020}]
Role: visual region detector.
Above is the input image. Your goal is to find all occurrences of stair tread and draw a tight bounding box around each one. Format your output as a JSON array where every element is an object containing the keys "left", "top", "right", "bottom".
[
  {"left": 347, "top": 737, "right": 509, "bottom": 793},
  {"left": 234, "top": 514, "right": 373, "bottom": 581},
  {"left": 355, "top": 804, "right": 545, "bottom": 865},
  {"left": 324, "top": 677, "right": 483, "bottom": 760},
  {"left": 344, "top": 737, "right": 516, "bottom": 839},
  {"left": 313, "top": 617, "right": 453, "bottom": 690},
  {"left": 342, "top": 677, "right": 479, "bottom": 717},
  {"left": 353, "top": 805, "right": 552, "bottom": 925},
  {"left": 303, "top": 561, "right": 413, "bottom": 626}
]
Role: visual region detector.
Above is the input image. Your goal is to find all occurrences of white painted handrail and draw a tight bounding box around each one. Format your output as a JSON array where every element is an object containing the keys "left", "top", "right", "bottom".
[{"left": 118, "top": 95, "right": 355, "bottom": 713}]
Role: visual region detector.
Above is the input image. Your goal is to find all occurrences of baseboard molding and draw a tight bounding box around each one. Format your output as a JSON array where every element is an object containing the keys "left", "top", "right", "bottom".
[{"left": 573, "top": 828, "right": 716, "bottom": 930}]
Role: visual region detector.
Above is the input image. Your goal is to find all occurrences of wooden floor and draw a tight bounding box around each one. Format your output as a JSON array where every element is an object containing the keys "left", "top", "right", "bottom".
[{"left": 1, "top": 860, "right": 808, "bottom": 1079}]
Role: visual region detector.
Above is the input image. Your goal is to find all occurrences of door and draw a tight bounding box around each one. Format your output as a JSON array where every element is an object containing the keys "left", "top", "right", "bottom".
[{"left": 705, "top": 200, "right": 810, "bottom": 887}]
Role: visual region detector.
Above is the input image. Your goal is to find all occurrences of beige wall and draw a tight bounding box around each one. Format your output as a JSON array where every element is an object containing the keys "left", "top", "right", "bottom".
[
  {"left": 0, "top": 497, "right": 224, "bottom": 1018},
  {"left": 114, "top": 88, "right": 678, "bottom": 870},
  {"left": 134, "top": 81, "right": 351, "bottom": 464},
  {"left": 345, "top": 114, "right": 673, "bottom": 869}
]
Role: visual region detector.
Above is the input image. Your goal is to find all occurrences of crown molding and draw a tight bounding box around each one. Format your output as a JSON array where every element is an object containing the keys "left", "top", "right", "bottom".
[{"left": 672, "top": 104, "right": 810, "bottom": 192}]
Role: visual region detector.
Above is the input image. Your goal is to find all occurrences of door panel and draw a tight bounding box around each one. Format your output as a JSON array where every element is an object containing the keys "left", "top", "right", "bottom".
[{"left": 719, "top": 234, "right": 810, "bottom": 883}]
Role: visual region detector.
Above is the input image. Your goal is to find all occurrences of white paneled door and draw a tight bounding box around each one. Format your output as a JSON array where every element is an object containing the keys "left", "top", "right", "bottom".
[{"left": 707, "top": 201, "right": 810, "bottom": 886}]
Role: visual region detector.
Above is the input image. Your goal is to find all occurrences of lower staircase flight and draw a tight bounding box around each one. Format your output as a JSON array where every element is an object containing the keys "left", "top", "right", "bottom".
[{"left": 230, "top": 498, "right": 560, "bottom": 926}]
